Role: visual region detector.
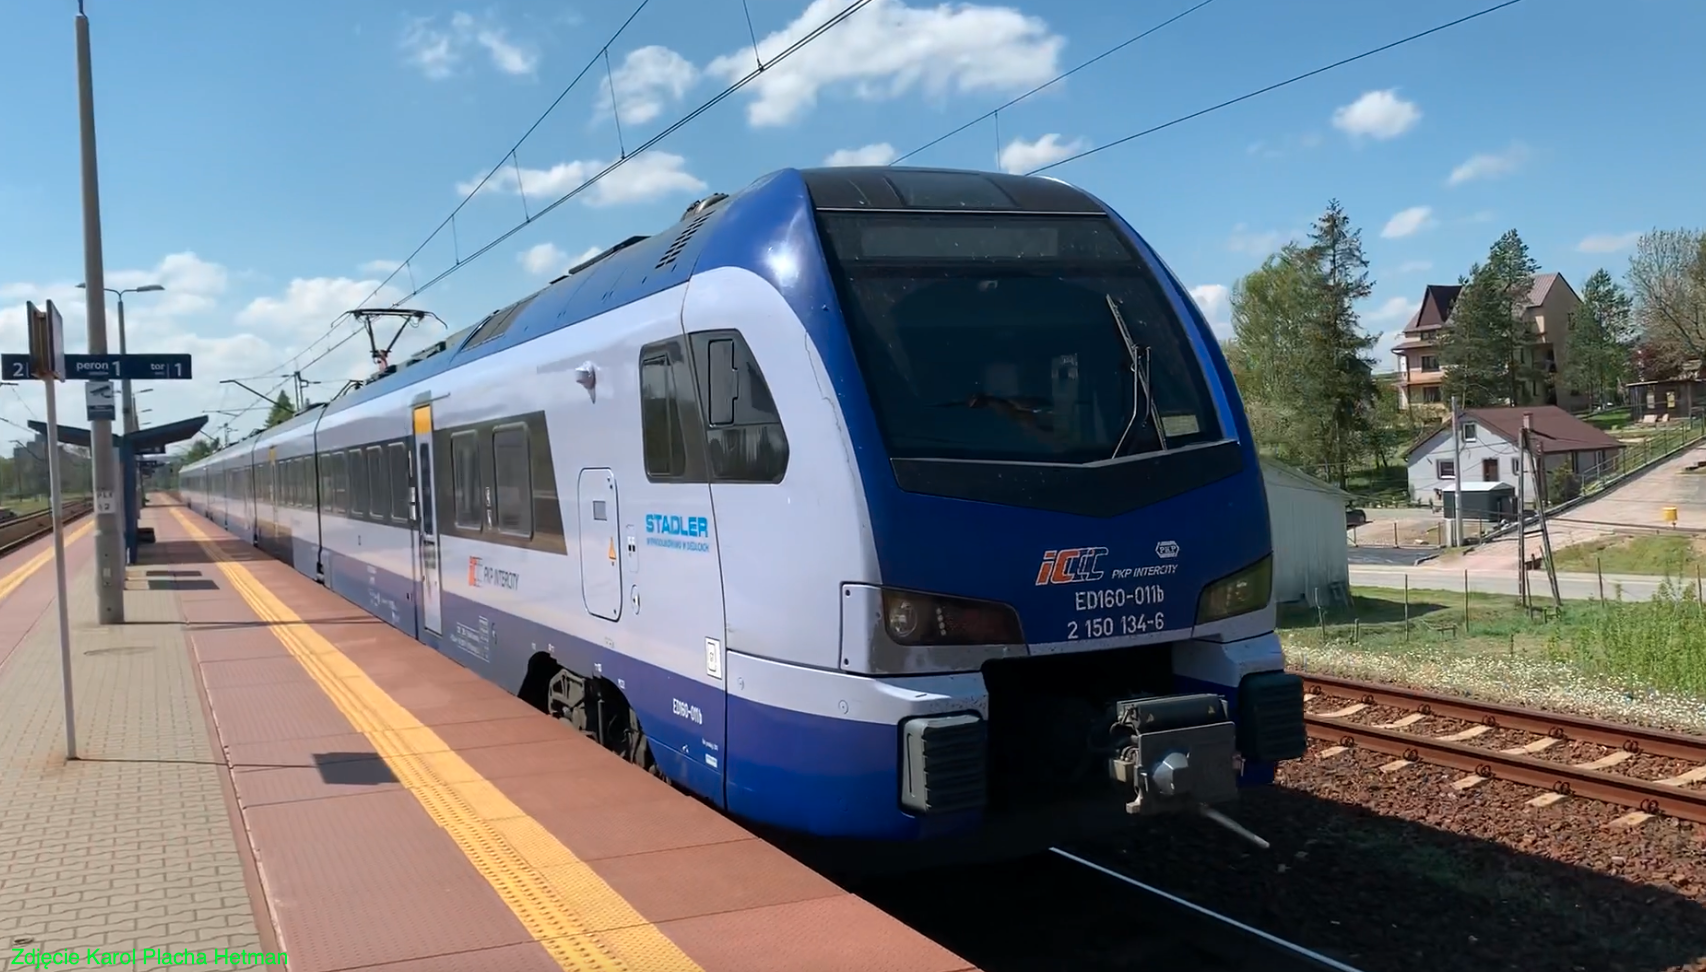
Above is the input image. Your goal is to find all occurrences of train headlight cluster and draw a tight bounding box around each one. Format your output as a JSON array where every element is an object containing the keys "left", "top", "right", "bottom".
[
  {"left": 881, "top": 588, "right": 1024, "bottom": 647},
  {"left": 1194, "top": 554, "right": 1272, "bottom": 625}
]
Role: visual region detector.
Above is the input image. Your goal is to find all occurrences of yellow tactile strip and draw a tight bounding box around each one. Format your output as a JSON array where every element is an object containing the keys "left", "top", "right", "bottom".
[
  {"left": 170, "top": 509, "right": 703, "bottom": 972},
  {"left": 0, "top": 520, "right": 94, "bottom": 601}
]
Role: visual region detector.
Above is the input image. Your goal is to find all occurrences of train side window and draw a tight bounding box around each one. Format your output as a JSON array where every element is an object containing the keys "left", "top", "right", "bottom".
[
  {"left": 688, "top": 329, "right": 790, "bottom": 484},
  {"left": 451, "top": 430, "right": 482, "bottom": 530},
  {"left": 366, "top": 446, "right": 388, "bottom": 520},
  {"left": 332, "top": 452, "right": 349, "bottom": 513},
  {"left": 640, "top": 353, "right": 686, "bottom": 479},
  {"left": 349, "top": 448, "right": 368, "bottom": 518},
  {"left": 388, "top": 443, "right": 410, "bottom": 523},
  {"left": 491, "top": 424, "right": 532, "bottom": 537}
]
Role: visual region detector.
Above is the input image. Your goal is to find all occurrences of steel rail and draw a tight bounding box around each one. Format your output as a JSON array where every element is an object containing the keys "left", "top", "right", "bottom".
[
  {"left": 0, "top": 501, "right": 94, "bottom": 558},
  {"left": 1304, "top": 717, "right": 1706, "bottom": 824},
  {"left": 1299, "top": 672, "right": 1706, "bottom": 762}
]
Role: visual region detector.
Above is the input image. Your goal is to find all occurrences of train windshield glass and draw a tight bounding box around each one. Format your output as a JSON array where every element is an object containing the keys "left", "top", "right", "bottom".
[{"left": 817, "top": 212, "right": 1221, "bottom": 465}]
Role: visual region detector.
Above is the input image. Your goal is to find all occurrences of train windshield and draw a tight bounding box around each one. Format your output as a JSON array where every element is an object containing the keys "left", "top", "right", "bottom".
[{"left": 817, "top": 212, "right": 1221, "bottom": 465}]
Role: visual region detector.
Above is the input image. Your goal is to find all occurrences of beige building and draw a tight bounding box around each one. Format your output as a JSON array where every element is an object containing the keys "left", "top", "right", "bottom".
[{"left": 1393, "top": 273, "right": 1585, "bottom": 412}]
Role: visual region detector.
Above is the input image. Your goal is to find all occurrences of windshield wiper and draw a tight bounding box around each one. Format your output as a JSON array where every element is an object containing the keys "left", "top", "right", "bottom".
[{"left": 1105, "top": 294, "right": 1168, "bottom": 458}]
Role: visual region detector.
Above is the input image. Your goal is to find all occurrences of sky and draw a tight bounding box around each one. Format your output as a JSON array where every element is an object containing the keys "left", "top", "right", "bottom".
[{"left": 1, "top": 0, "right": 1701, "bottom": 455}]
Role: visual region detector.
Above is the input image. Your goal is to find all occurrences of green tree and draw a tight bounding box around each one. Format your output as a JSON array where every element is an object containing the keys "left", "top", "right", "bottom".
[
  {"left": 1564, "top": 269, "right": 1636, "bottom": 409},
  {"left": 1439, "top": 229, "right": 1543, "bottom": 407},
  {"left": 1626, "top": 228, "right": 1706, "bottom": 356},
  {"left": 181, "top": 437, "right": 220, "bottom": 463},
  {"left": 264, "top": 392, "right": 296, "bottom": 428},
  {"left": 1228, "top": 244, "right": 1320, "bottom": 462},
  {"left": 1298, "top": 199, "right": 1378, "bottom": 486}
]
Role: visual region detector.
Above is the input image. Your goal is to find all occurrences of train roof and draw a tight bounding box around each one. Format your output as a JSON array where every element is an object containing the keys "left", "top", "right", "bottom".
[{"left": 181, "top": 165, "right": 1104, "bottom": 474}]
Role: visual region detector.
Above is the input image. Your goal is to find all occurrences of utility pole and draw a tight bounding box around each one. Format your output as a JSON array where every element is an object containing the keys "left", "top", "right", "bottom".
[
  {"left": 1450, "top": 396, "right": 1464, "bottom": 546},
  {"left": 1516, "top": 417, "right": 1528, "bottom": 609},
  {"left": 76, "top": 3, "right": 124, "bottom": 622},
  {"left": 1527, "top": 413, "right": 1562, "bottom": 609}
]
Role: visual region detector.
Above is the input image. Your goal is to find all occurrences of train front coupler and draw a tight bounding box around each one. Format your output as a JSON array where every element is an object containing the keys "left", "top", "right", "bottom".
[{"left": 1105, "top": 694, "right": 1270, "bottom": 849}]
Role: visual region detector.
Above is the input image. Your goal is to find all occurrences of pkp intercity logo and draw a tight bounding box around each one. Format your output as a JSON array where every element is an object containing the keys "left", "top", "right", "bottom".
[
  {"left": 1035, "top": 547, "right": 1109, "bottom": 586},
  {"left": 1155, "top": 540, "right": 1180, "bottom": 559}
]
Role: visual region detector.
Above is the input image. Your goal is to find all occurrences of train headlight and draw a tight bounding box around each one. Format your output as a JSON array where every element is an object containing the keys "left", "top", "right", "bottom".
[
  {"left": 881, "top": 588, "right": 1024, "bottom": 647},
  {"left": 1195, "top": 555, "right": 1272, "bottom": 625}
]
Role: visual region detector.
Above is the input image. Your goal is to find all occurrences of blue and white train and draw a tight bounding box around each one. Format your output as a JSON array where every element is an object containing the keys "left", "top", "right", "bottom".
[{"left": 180, "top": 166, "right": 1305, "bottom": 864}]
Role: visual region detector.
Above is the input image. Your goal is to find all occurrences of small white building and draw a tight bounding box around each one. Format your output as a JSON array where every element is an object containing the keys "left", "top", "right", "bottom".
[
  {"left": 1405, "top": 405, "right": 1623, "bottom": 506},
  {"left": 1261, "top": 458, "right": 1350, "bottom": 606}
]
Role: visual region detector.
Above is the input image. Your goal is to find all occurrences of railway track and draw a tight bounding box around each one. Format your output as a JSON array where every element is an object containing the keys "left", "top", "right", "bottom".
[
  {"left": 0, "top": 501, "right": 94, "bottom": 558},
  {"left": 1300, "top": 671, "right": 1706, "bottom": 824},
  {"left": 853, "top": 846, "right": 1365, "bottom": 971}
]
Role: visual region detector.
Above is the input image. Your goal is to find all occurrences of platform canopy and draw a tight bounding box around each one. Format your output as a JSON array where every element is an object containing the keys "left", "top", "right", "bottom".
[{"left": 28, "top": 414, "right": 208, "bottom": 453}]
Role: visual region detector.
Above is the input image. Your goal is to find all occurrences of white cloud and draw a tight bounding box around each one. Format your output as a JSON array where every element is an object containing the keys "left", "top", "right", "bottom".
[
  {"left": 518, "top": 242, "right": 603, "bottom": 276},
  {"left": 1395, "top": 259, "right": 1433, "bottom": 274},
  {"left": 1227, "top": 224, "right": 1294, "bottom": 257},
  {"left": 1576, "top": 231, "right": 1640, "bottom": 254},
  {"left": 599, "top": 46, "right": 699, "bottom": 125},
  {"left": 400, "top": 12, "right": 537, "bottom": 80},
  {"left": 1190, "top": 284, "right": 1231, "bottom": 337},
  {"left": 1380, "top": 206, "right": 1434, "bottom": 239},
  {"left": 236, "top": 276, "right": 405, "bottom": 339},
  {"left": 998, "top": 134, "right": 1086, "bottom": 174},
  {"left": 1447, "top": 142, "right": 1529, "bottom": 186},
  {"left": 359, "top": 259, "right": 402, "bottom": 274},
  {"left": 706, "top": 0, "right": 1064, "bottom": 127},
  {"left": 824, "top": 143, "right": 898, "bottom": 166},
  {"left": 519, "top": 243, "right": 566, "bottom": 276},
  {"left": 458, "top": 152, "right": 706, "bottom": 207},
  {"left": 1365, "top": 296, "right": 1419, "bottom": 324},
  {"left": 1331, "top": 89, "right": 1420, "bottom": 141}
]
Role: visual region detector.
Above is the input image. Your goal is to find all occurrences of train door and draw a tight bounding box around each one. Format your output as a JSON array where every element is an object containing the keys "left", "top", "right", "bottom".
[
  {"left": 412, "top": 405, "right": 443, "bottom": 637},
  {"left": 577, "top": 469, "right": 622, "bottom": 620}
]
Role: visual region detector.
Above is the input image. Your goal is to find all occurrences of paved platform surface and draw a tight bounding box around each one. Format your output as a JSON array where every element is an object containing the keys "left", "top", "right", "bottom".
[
  {"left": 0, "top": 516, "right": 273, "bottom": 970},
  {"left": 2, "top": 502, "right": 978, "bottom": 972}
]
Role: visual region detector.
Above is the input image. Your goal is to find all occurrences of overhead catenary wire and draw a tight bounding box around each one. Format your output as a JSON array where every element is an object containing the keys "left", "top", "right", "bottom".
[
  {"left": 267, "top": 0, "right": 880, "bottom": 393},
  {"left": 1027, "top": 0, "right": 1528, "bottom": 174},
  {"left": 890, "top": 0, "right": 1221, "bottom": 167}
]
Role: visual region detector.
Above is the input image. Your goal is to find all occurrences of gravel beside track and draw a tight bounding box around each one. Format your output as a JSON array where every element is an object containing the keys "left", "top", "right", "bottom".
[{"left": 1068, "top": 743, "right": 1706, "bottom": 972}]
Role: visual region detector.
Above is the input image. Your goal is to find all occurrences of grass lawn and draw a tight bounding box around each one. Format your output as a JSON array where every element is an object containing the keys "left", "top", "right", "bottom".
[
  {"left": 1341, "top": 465, "right": 1408, "bottom": 507},
  {"left": 1581, "top": 407, "right": 1631, "bottom": 431},
  {"left": 1280, "top": 584, "right": 1706, "bottom": 698},
  {"left": 1549, "top": 534, "right": 1706, "bottom": 577}
]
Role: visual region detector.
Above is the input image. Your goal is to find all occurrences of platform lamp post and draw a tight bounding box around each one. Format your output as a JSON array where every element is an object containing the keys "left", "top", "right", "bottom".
[{"left": 76, "top": 282, "right": 163, "bottom": 435}]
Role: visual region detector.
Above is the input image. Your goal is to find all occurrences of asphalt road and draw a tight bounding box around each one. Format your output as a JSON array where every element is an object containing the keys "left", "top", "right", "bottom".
[
  {"left": 1347, "top": 545, "right": 1440, "bottom": 567},
  {"left": 1349, "top": 563, "right": 1684, "bottom": 602}
]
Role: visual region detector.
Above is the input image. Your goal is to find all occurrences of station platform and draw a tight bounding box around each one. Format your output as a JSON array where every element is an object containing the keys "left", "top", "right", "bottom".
[{"left": 0, "top": 500, "right": 980, "bottom": 972}]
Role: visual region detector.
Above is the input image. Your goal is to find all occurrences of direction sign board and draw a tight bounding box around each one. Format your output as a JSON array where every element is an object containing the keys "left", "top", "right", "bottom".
[
  {"left": 133, "top": 443, "right": 167, "bottom": 456},
  {"left": 23, "top": 302, "right": 65, "bottom": 380},
  {"left": 1, "top": 353, "right": 192, "bottom": 381},
  {"left": 84, "top": 380, "right": 115, "bottom": 422}
]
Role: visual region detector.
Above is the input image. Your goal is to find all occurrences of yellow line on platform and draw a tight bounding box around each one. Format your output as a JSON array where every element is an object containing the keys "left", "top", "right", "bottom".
[
  {"left": 169, "top": 509, "right": 702, "bottom": 972},
  {"left": 0, "top": 520, "right": 95, "bottom": 602}
]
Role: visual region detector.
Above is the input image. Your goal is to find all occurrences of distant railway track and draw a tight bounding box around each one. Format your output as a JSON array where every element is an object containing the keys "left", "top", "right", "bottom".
[
  {"left": 1300, "top": 672, "right": 1706, "bottom": 825},
  {"left": 0, "top": 501, "right": 94, "bottom": 559}
]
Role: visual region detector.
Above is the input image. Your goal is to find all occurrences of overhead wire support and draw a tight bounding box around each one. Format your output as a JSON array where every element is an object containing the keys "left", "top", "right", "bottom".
[
  {"left": 251, "top": 0, "right": 880, "bottom": 396},
  {"left": 891, "top": 0, "right": 1222, "bottom": 167},
  {"left": 1027, "top": 0, "right": 1529, "bottom": 175}
]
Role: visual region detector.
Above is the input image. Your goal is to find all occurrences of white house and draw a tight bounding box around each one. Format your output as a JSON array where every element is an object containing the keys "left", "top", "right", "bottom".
[
  {"left": 1405, "top": 405, "right": 1623, "bottom": 506},
  {"left": 1261, "top": 458, "right": 1350, "bottom": 606}
]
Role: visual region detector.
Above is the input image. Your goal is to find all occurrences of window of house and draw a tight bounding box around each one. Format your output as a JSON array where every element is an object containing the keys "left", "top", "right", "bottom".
[
  {"left": 451, "top": 430, "right": 482, "bottom": 529},
  {"left": 1437, "top": 459, "right": 1456, "bottom": 479},
  {"left": 388, "top": 443, "right": 410, "bottom": 523},
  {"left": 1420, "top": 355, "right": 1439, "bottom": 372},
  {"left": 1422, "top": 386, "right": 1442, "bottom": 404},
  {"left": 491, "top": 424, "right": 532, "bottom": 537},
  {"left": 1668, "top": 391, "right": 1678, "bottom": 409},
  {"left": 1510, "top": 457, "right": 1521, "bottom": 475},
  {"left": 1462, "top": 422, "right": 1477, "bottom": 441},
  {"left": 1648, "top": 392, "right": 1656, "bottom": 408},
  {"left": 366, "top": 446, "right": 388, "bottom": 521}
]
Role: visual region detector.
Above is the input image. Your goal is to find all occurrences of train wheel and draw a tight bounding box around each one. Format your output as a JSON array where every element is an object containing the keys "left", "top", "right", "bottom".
[{"left": 621, "top": 706, "right": 666, "bottom": 781}]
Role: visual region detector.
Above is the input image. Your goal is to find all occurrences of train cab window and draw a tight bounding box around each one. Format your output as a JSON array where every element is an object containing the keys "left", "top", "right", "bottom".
[
  {"left": 349, "top": 448, "right": 368, "bottom": 518},
  {"left": 688, "top": 330, "right": 789, "bottom": 483},
  {"left": 388, "top": 443, "right": 411, "bottom": 523},
  {"left": 491, "top": 424, "right": 532, "bottom": 537},
  {"left": 366, "top": 446, "right": 388, "bottom": 521},
  {"left": 451, "top": 430, "right": 482, "bottom": 530},
  {"left": 639, "top": 338, "right": 711, "bottom": 483}
]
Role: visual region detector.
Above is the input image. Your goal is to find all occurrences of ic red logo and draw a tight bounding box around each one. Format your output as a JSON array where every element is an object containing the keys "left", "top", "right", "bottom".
[{"left": 1035, "top": 547, "right": 1109, "bottom": 586}]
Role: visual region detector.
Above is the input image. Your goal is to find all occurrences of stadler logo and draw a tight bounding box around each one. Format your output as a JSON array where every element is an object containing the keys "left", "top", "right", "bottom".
[
  {"left": 467, "top": 556, "right": 520, "bottom": 591},
  {"left": 1155, "top": 540, "right": 1180, "bottom": 559}
]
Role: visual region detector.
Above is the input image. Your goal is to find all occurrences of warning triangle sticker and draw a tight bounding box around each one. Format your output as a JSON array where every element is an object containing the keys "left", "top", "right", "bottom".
[{"left": 608, "top": 537, "right": 617, "bottom": 562}]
